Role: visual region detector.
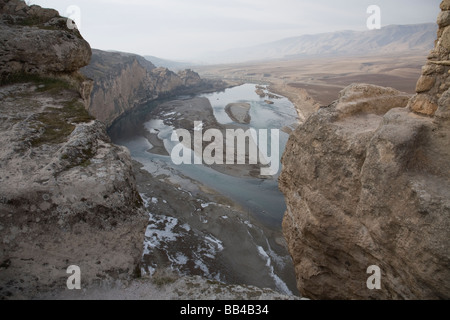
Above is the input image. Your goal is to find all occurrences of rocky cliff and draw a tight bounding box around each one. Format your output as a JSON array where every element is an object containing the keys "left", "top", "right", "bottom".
[
  {"left": 81, "top": 50, "right": 225, "bottom": 126},
  {"left": 0, "top": 0, "right": 147, "bottom": 299},
  {"left": 280, "top": 1, "right": 450, "bottom": 300},
  {"left": 0, "top": 0, "right": 90, "bottom": 80}
]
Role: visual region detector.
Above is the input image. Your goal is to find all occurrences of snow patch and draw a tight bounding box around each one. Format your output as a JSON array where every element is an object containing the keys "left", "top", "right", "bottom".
[
  {"left": 181, "top": 223, "right": 191, "bottom": 232},
  {"left": 141, "top": 212, "right": 225, "bottom": 282},
  {"left": 140, "top": 193, "right": 151, "bottom": 208},
  {"left": 144, "top": 214, "right": 179, "bottom": 248},
  {"left": 205, "top": 235, "right": 224, "bottom": 252},
  {"left": 244, "top": 220, "right": 253, "bottom": 228},
  {"left": 256, "top": 245, "right": 292, "bottom": 295}
]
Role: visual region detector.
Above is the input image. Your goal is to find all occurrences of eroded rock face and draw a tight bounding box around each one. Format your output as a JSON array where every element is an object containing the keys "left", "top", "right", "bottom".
[
  {"left": 280, "top": 2, "right": 450, "bottom": 300},
  {"left": 0, "top": 0, "right": 92, "bottom": 80},
  {"left": 150, "top": 67, "right": 184, "bottom": 94},
  {"left": 81, "top": 50, "right": 220, "bottom": 126},
  {"left": 82, "top": 50, "right": 157, "bottom": 125},
  {"left": 0, "top": 0, "right": 147, "bottom": 299},
  {"left": 0, "top": 81, "right": 147, "bottom": 299}
]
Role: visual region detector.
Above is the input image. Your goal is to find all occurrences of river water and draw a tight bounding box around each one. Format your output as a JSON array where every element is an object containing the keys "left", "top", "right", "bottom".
[
  {"left": 108, "top": 83, "right": 300, "bottom": 294},
  {"left": 198, "top": 84, "right": 298, "bottom": 226},
  {"left": 110, "top": 83, "right": 298, "bottom": 228}
]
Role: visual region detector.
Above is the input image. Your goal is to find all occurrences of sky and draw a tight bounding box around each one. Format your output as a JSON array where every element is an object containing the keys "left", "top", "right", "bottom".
[{"left": 29, "top": 0, "right": 441, "bottom": 61}]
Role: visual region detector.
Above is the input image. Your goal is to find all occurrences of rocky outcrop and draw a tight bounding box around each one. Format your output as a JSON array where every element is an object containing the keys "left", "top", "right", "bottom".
[
  {"left": 280, "top": 2, "right": 450, "bottom": 300},
  {"left": 82, "top": 50, "right": 227, "bottom": 126},
  {"left": 36, "top": 274, "right": 300, "bottom": 300},
  {"left": 408, "top": 0, "right": 450, "bottom": 116},
  {"left": 81, "top": 49, "right": 158, "bottom": 126},
  {"left": 0, "top": 0, "right": 91, "bottom": 80},
  {"left": 0, "top": 83, "right": 147, "bottom": 299},
  {"left": 177, "top": 68, "right": 202, "bottom": 87},
  {"left": 0, "top": 0, "right": 147, "bottom": 299}
]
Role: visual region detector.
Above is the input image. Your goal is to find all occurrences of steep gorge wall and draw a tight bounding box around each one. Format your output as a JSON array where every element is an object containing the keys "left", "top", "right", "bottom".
[
  {"left": 280, "top": 1, "right": 450, "bottom": 300},
  {"left": 81, "top": 50, "right": 223, "bottom": 126}
]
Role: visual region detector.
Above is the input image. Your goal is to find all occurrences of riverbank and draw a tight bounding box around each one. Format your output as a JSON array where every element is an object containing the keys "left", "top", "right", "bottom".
[{"left": 268, "top": 82, "right": 320, "bottom": 122}]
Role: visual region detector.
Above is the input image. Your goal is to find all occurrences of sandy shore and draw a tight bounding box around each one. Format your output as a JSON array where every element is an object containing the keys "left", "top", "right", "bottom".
[
  {"left": 268, "top": 82, "right": 320, "bottom": 122},
  {"left": 132, "top": 160, "right": 299, "bottom": 295},
  {"left": 225, "top": 102, "right": 251, "bottom": 124},
  {"left": 144, "top": 131, "right": 169, "bottom": 156}
]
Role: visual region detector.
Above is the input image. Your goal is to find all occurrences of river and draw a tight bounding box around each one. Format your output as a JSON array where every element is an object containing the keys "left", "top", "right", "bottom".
[{"left": 108, "top": 83, "right": 300, "bottom": 295}]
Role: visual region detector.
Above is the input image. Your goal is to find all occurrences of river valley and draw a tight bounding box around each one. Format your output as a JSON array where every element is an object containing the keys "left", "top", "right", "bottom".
[{"left": 108, "top": 83, "right": 300, "bottom": 295}]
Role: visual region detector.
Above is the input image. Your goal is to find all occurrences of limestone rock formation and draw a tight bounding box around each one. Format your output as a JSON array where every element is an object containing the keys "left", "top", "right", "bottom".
[
  {"left": 82, "top": 50, "right": 227, "bottom": 126},
  {"left": 0, "top": 0, "right": 147, "bottom": 299},
  {"left": 408, "top": 0, "right": 450, "bottom": 116},
  {"left": 0, "top": 0, "right": 91, "bottom": 80},
  {"left": 280, "top": 2, "right": 450, "bottom": 300},
  {"left": 81, "top": 49, "right": 158, "bottom": 126},
  {"left": 178, "top": 69, "right": 202, "bottom": 87},
  {"left": 149, "top": 67, "right": 184, "bottom": 94}
]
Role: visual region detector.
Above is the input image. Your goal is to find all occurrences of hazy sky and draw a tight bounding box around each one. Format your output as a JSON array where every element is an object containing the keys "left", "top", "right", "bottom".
[{"left": 30, "top": 0, "right": 441, "bottom": 61}]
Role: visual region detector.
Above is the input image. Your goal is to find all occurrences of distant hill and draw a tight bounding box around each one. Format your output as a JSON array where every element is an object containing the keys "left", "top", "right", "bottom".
[
  {"left": 202, "top": 23, "right": 438, "bottom": 64},
  {"left": 144, "top": 55, "right": 195, "bottom": 71},
  {"left": 82, "top": 50, "right": 156, "bottom": 80}
]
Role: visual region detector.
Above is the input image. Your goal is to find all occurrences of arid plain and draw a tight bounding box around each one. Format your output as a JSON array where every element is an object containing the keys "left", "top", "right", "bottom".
[{"left": 195, "top": 53, "right": 428, "bottom": 120}]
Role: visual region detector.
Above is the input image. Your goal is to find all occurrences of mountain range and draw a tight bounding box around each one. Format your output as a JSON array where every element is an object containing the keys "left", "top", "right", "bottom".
[{"left": 191, "top": 23, "right": 438, "bottom": 64}]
